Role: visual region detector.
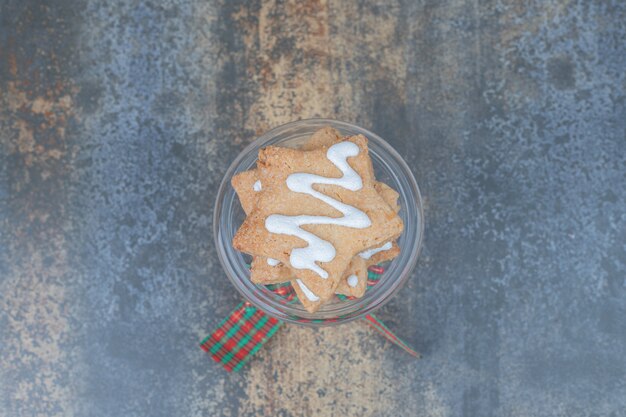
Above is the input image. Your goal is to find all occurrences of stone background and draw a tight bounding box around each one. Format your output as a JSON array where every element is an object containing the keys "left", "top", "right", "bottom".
[{"left": 1, "top": 1, "right": 625, "bottom": 416}]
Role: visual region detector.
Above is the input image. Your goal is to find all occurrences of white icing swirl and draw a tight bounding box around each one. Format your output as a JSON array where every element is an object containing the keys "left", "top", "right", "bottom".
[
  {"left": 265, "top": 142, "right": 371, "bottom": 279},
  {"left": 347, "top": 274, "right": 359, "bottom": 288},
  {"left": 266, "top": 258, "right": 280, "bottom": 266},
  {"left": 296, "top": 279, "right": 319, "bottom": 302},
  {"left": 359, "top": 242, "right": 392, "bottom": 260}
]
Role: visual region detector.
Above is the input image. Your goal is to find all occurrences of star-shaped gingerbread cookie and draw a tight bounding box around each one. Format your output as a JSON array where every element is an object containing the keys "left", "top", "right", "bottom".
[
  {"left": 233, "top": 134, "right": 404, "bottom": 302},
  {"left": 232, "top": 169, "right": 401, "bottom": 292}
]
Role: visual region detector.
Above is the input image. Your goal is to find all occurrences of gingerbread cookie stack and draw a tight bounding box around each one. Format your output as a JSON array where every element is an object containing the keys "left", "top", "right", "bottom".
[{"left": 232, "top": 127, "right": 404, "bottom": 313}]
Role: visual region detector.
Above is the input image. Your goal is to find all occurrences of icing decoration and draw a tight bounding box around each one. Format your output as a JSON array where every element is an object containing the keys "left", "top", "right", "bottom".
[
  {"left": 265, "top": 142, "right": 371, "bottom": 279},
  {"left": 253, "top": 180, "right": 262, "bottom": 192},
  {"left": 266, "top": 258, "right": 280, "bottom": 266},
  {"left": 296, "top": 279, "right": 320, "bottom": 302},
  {"left": 359, "top": 242, "right": 392, "bottom": 260},
  {"left": 347, "top": 274, "right": 359, "bottom": 288}
]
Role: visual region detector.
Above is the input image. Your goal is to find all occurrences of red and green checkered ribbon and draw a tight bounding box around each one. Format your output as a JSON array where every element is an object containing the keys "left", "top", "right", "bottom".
[
  {"left": 200, "top": 301, "right": 282, "bottom": 372},
  {"left": 201, "top": 266, "right": 419, "bottom": 372},
  {"left": 363, "top": 313, "right": 420, "bottom": 357}
]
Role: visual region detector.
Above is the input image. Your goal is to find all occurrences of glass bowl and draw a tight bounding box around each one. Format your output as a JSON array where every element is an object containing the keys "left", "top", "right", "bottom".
[{"left": 214, "top": 119, "right": 424, "bottom": 326}]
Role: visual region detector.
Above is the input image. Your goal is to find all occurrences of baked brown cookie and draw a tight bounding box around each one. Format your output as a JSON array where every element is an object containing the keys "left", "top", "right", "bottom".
[
  {"left": 334, "top": 256, "right": 368, "bottom": 298},
  {"left": 232, "top": 169, "right": 401, "bottom": 288},
  {"left": 230, "top": 128, "right": 404, "bottom": 312},
  {"left": 233, "top": 134, "right": 404, "bottom": 302},
  {"left": 249, "top": 256, "right": 293, "bottom": 285}
]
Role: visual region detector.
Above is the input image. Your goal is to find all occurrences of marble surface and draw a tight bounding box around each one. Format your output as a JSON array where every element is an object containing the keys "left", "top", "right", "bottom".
[{"left": 1, "top": 1, "right": 625, "bottom": 416}]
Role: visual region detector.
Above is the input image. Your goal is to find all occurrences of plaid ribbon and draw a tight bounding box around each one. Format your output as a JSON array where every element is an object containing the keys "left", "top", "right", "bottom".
[
  {"left": 201, "top": 266, "right": 419, "bottom": 372},
  {"left": 200, "top": 301, "right": 282, "bottom": 372}
]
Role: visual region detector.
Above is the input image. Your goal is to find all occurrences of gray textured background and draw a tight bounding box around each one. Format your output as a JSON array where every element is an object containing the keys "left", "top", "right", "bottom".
[{"left": 1, "top": 1, "right": 625, "bottom": 416}]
